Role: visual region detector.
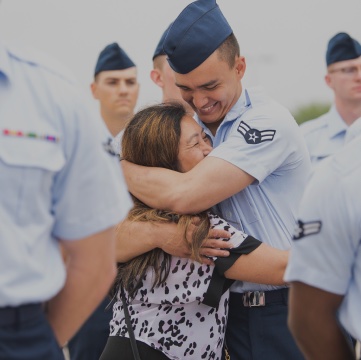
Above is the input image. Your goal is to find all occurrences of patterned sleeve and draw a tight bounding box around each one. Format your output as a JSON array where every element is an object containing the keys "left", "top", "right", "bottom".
[
  {"left": 203, "top": 213, "right": 262, "bottom": 307},
  {"left": 208, "top": 212, "right": 262, "bottom": 274}
]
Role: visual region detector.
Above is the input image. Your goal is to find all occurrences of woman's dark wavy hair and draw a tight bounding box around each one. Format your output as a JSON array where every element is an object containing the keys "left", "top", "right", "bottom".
[{"left": 111, "top": 102, "right": 210, "bottom": 299}]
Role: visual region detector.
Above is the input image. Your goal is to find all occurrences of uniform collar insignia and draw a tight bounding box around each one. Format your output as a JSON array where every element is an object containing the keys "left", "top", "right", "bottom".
[{"left": 103, "top": 138, "right": 119, "bottom": 158}]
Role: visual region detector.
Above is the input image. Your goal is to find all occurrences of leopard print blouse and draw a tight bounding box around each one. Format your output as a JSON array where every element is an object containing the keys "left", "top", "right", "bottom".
[{"left": 110, "top": 213, "right": 261, "bottom": 359}]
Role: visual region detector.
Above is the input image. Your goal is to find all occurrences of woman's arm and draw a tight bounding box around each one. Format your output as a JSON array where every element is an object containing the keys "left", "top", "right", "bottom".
[
  {"left": 224, "top": 243, "right": 288, "bottom": 285},
  {"left": 208, "top": 214, "right": 288, "bottom": 285}
]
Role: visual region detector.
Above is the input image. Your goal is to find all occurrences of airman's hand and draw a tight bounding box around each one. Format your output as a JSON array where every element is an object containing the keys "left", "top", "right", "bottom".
[
  {"left": 199, "top": 227, "right": 232, "bottom": 265},
  {"left": 159, "top": 217, "right": 231, "bottom": 265}
]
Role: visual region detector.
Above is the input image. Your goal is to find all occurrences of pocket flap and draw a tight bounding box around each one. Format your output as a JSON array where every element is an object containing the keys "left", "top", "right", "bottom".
[{"left": 0, "top": 134, "right": 65, "bottom": 171}]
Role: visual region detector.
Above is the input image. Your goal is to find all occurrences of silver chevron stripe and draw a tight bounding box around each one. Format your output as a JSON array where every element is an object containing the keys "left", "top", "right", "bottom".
[
  {"left": 260, "top": 130, "right": 276, "bottom": 140},
  {"left": 293, "top": 220, "right": 322, "bottom": 240},
  {"left": 238, "top": 121, "right": 251, "bottom": 135},
  {"left": 303, "top": 221, "right": 322, "bottom": 236}
]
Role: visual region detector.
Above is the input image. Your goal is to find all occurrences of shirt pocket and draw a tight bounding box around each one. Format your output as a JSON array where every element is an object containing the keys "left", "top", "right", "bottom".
[
  {"left": 0, "top": 135, "right": 65, "bottom": 226},
  {"left": 218, "top": 187, "right": 263, "bottom": 232}
]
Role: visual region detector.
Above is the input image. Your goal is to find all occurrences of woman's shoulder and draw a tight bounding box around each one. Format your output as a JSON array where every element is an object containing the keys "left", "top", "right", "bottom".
[{"left": 208, "top": 212, "right": 236, "bottom": 235}]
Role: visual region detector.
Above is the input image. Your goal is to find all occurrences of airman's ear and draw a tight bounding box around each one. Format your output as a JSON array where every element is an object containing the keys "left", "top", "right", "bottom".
[
  {"left": 235, "top": 56, "right": 246, "bottom": 79},
  {"left": 150, "top": 69, "right": 164, "bottom": 88},
  {"left": 90, "top": 82, "right": 98, "bottom": 99},
  {"left": 324, "top": 73, "right": 332, "bottom": 89}
]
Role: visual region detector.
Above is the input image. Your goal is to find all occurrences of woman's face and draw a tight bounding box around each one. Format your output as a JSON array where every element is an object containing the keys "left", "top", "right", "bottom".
[{"left": 177, "top": 115, "right": 212, "bottom": 172}]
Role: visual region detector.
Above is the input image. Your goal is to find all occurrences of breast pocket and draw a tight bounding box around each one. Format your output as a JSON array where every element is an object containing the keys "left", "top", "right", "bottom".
[
  {"left": 217, "top": 187, "right": 263, "bottom": 232},
  {"left": 0, "top": 136, "right": 65, "bottom": 226}
]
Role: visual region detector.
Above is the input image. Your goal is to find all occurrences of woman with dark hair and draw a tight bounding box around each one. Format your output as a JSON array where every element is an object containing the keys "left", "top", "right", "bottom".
[{"left": 100, "top": 103, "right": 288, "bottom": 360}]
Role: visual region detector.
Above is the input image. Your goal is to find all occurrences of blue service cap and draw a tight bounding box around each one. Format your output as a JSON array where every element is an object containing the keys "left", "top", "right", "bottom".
[
  {"left": 94, "top": 42, "right": 135, "bottom": 76},
  {"left": 326, "top": 32, "right": 361, "bottom": 66},
  {"left": 152, "top": 24, "right": 172, "bottom": 60},
  {"left": 163, "top": 0, "right": 233, "bottom": 74}
]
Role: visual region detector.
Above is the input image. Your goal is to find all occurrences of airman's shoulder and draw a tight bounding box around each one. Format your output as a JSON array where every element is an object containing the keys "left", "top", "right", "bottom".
[{"left": 7, "top": 43, "right": 77, "bottom": 85}]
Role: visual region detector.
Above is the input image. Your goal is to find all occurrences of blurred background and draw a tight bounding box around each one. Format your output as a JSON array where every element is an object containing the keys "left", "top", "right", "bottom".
[{"left": 1, "top": 0, "right": 360, "bottom": 123}]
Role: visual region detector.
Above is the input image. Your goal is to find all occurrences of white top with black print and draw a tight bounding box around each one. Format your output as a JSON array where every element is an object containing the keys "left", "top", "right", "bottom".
[{"left": 110, "top": 213, "right": 261, "bottom": 360}]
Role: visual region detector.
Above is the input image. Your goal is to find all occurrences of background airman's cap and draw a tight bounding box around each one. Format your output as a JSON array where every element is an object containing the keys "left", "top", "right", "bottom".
[
  {"left": 163, "top": 0, "right": 232, "bottom": 74},
  {"left": 152, "top": 24, "right": 172, "bottom": 60},
  {"left": 326, "top": 32, "right": 361, "bottom": 66},
  {"left": 94, "top": 42, "right": 135, "bottom": 76}
]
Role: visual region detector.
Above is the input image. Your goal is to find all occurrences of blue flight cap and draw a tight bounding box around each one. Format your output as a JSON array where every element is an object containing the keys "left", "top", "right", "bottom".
[
  {"left": 163, "top": 0, "right": 233, "bottom": 74},
  {"left": 94, "top": 43, "right": 135, "bottom": 76},
  {"left": 326, "top": 32, "right": 361, "bottom": 66},
  {"left": 152, "top": 24, "right": 172, "bottom": 60}
]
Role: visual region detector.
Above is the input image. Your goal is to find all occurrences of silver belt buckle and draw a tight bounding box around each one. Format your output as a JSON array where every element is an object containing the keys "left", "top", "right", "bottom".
[{"left": 242, "top": 291, "right": 266, "bottom": 307}]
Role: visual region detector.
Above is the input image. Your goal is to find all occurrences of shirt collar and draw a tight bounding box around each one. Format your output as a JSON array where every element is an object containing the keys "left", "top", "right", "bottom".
[
  {"left": 327, "top": 105, "right": 348, "bottom": 139},
  {"left": 222, "top": 88, "right": 251, "bottom": 123}
]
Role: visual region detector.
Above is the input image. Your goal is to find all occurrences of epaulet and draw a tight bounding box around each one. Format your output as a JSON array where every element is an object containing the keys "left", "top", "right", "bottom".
[
  {"left": 245, "top": 86, "right": 269, "bottom": 107},
  {"left": 6, "top": 43, "right": 77, "bottom": 85},
  {"left": 245, "top": 86, "right": 288, "bottom": 113}
]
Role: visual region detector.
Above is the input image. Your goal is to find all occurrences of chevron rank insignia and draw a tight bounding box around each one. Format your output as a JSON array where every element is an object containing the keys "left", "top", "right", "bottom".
[
  {"left": 237, "top": 121, "right": 276, "bottom": 144},
  {"left": 293, "top": 220, "right": 322, "bottom": 240}
]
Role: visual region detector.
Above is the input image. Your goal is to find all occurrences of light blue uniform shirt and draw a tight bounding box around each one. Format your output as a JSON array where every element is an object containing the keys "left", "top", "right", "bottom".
[
  {"left": 0, "top": 42, "right": 133, "bottom": 307},
  {"left": 300, "top": 106, "right": 348, "bottom": 169},
  {"left": 345, "top": 117, "right": 361, "bottom": 143},
  {"left": 111, "top": 130, "right": 124, "bottom": 156},
  {"left": 197, "top": 87, "right": 311, "bottom": 292},
  {"left": 285, "top": 135, "right": 361, "bottom": 341}
]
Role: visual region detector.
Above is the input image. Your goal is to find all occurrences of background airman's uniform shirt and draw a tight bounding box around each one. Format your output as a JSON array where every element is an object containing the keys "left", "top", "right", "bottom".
[
  {"left": 285, "top": 135, "right": 361, "bottom": 341},
  {"left": 300, "top": 106, "right": 348, "bottom": 168},
  {"left": 0, "top": 42, "right": 133, "bottom": 307}
]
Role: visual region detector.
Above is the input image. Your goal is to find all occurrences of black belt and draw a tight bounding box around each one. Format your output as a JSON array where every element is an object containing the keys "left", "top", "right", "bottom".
[
  {"left": 0, "top": 303, "right": 43, "bottom": 326},
  {"left": 231, "top": 288, "right": 289, "bottom": 307}
]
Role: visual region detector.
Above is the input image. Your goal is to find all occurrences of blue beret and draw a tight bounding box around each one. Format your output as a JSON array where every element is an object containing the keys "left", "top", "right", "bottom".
[
  {"left": 152, "top": 24, "right": 172, "bottom": 60},
  {"left": 326, "top": 32, "right": 361, "bottom": 66},
  {"left": 94, "top": 43, "right": 135, "bottom": 76},
  {"left": 163, "top": 0, "right": 233, "bottom": 74}
]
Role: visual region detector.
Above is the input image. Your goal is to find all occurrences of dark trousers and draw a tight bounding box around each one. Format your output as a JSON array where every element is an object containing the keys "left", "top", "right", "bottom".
[
  {"left": 100, "top": 336, "right": 170, "bottom": 360},
  {"left": 68, "top": 296, "right": 113, "bottom": 360},
  {"left": 0, "top": 303, "right": 64, "bottom": 360},
  {"left": 226, "top": 289, "right": 304, "bottom": 360}
]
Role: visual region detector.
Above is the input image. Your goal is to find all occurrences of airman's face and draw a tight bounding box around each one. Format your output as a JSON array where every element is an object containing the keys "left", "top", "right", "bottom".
[
  {"left": 326, "top": 56, "right": 361, "bottom": 103},
  {"left": 174, "top": 51, "right": 245, "bottom": 134},
  {"left": 152, "top": 56, "right": 193, "bottom": 113},
  {"left": 91, "top": 67, "right": 139, "bottom": 118},
  {"left": 177, "top": 115, "right": 212, "bottom": 172}
]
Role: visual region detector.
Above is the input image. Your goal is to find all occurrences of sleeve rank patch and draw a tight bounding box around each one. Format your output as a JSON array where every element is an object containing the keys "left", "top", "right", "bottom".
[
  {"left": 293, "top": 220, "right": 322, "bottom": 240},
  {"left": 237, "top": 121, "right": 276, "bottom": 144}
]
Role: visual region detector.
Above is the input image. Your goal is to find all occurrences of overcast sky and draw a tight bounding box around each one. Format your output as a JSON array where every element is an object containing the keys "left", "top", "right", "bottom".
[{"left": 1, "top": 0, "right": 360, "bottom": 113}]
